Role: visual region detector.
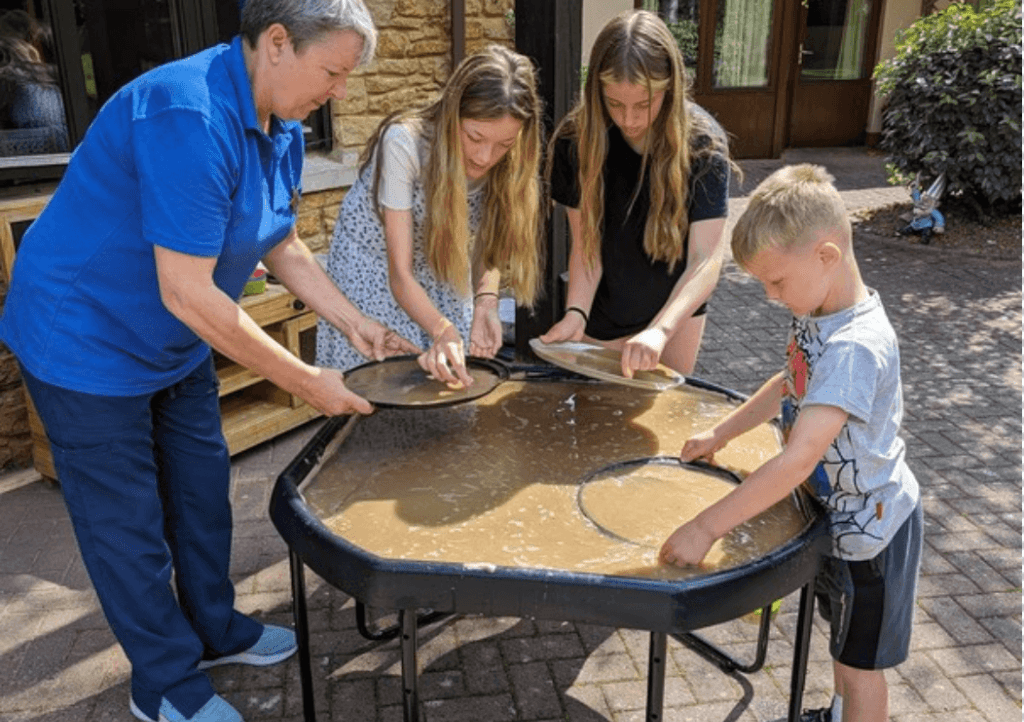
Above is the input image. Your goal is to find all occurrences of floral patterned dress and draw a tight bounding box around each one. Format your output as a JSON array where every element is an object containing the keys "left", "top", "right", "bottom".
[{"left": 316, "top": 123, "right": 485, "bottom": 371}]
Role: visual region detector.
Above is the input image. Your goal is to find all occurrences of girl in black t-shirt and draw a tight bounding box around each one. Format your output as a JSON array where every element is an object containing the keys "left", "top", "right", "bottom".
[{"left": 540, "top": 10, "right": 735, "bottom": 377}]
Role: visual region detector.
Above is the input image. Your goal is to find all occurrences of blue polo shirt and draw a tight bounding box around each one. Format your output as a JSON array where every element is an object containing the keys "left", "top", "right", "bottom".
[{"left": 0, "top": 36, "right": 303, "bottom": 395}]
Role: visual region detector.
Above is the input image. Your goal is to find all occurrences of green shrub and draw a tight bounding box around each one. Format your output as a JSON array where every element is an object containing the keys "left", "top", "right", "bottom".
[{"left": 873, "top": 0, "right": 1022, "bottom": 214}]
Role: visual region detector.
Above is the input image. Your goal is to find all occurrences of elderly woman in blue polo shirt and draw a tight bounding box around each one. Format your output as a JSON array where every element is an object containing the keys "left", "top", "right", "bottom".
[{"left": 0, "top": 1, "right": 416, "bottom": 721}]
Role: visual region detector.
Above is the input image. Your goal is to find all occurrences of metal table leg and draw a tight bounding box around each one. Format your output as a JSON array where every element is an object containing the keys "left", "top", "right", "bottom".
[
  {"left": 645, "top": 631, "right": 668, "bottom": 721},
  {"left": 788, "top": 582, "right": 816, "bottom": 722},
  {"left": 289, "top": 550, "right": 317, "bottom": 722},
  {"left": 400, "top": 609, "right": 420, "bottom": 722},
  {"left": 671, "top": 601, "right": 773, "bottom": 674},
  {"left": 355, "top": 600, "right": 451, "bottom": 642}
]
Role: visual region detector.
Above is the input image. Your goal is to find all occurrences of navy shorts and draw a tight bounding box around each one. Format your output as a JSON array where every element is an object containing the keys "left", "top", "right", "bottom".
[{"left": 815, "top": 501, "right": 923, "bottom": 670}]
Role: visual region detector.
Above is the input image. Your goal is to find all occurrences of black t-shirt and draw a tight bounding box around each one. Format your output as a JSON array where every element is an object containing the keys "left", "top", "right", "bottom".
[{"left": 550, "top": 103, "right": 729, "bottom": 340}]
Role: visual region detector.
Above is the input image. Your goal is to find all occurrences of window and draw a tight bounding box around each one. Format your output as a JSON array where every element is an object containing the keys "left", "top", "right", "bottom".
[
  {"left": 712, "top": 0, "right": 774, "bottom": 88},
  {"left": 0, "top": 0, "right": 331, "bottom": 184},
  {"left": 799, "top": 0, "right": 873, "bottom": 82}
]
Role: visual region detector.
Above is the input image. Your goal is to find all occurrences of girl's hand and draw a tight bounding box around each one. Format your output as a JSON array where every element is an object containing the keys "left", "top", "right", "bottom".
[
  {"left": 680, "top": 428, "right": 726, "bottom": 464},
  {"left": 470, "top": 295, "right": 502, "bottom": 358},
  {"left": 620, "top": 327, "right": 668, "bottom": 379},
  {"left": 538, "top": 311, "right": 586, "bottom": 344},
  {"left": 659, "top": 518, "right": 716, "bottom": 569},
  {"left": 350, "top": 317, "right": 420, "bottom": 361},
  {"left": 418, "top": 321, "right": 474, "bottom": 388}
]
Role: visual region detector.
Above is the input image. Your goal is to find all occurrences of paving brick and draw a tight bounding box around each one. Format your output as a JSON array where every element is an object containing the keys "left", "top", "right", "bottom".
[
  {"left": 500, "top": 633, "right": 587, "bottom": 664},
  {"left": 918, "top": 598, "right": 997, "bottom": 646},
  {"left": 943, "top": 552, "right": 1020, "bottom": 594},
  {"left": 954, "top": 591, "right": 1021, "bottom": 619},
  {"left": 895, "top": 653, "right": 971, "bottom": 711},
  {"left": 975, "top": 548, "right": 1022, "bottom": 571},
  {"left": 562, "top": 683, "right": 613, "bottom": 719},
  {"left": 978, "top": 616, "right": 1022, "bottom": 660},
  {"left": 926, "top": 531, "right": 1004, "bottom": 554},
  {"left": 418, "top": 692, "right": 518, "bottom": 722},
  {"left": 553, "top": 653, "right": 641, "bottom": 686},
  {"left": 508, "top": 662, "right": 563, "bottom": 719},
  {"left": 916, "top": 573, "right": 981, "bottom": 598},
  {"left": 892, "top": 711, "right": 988, "bottom": 722},
  {"left": 951, "top": 673, "right": 1023, "bottom": 722},
  {"left": 928, "top": 643, "right": 1021, "bottom": 677}
]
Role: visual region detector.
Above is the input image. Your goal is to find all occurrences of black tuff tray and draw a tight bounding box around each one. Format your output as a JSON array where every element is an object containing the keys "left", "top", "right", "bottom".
[{"left": 269, "top": 374, "right": 828, "bottom": 633}]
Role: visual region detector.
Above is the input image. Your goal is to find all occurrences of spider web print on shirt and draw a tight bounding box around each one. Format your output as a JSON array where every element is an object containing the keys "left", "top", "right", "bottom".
[
  {"left": 787, "top": 315, "right": 887, "bottom": 557},
  {"left": 821, "top": 424, "right": 885, "bottom": 556}
]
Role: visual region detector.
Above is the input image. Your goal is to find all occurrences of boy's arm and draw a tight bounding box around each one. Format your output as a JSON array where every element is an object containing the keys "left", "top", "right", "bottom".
[
  {"left": 681, "top": 372, "right": 785, "bottom": 462},
  {"left": 663, "top": 402, "right": 848, "bottom": 567}
]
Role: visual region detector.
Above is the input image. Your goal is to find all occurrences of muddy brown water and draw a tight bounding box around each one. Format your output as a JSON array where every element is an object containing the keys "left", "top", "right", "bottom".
[{"left": 303, "top": 380, "right": 807, "bottom": 580}]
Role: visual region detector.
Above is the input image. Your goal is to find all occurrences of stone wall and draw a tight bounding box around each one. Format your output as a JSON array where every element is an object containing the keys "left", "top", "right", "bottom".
[{"left": 331, "top": 0, "right": 514, "bottom": 166}]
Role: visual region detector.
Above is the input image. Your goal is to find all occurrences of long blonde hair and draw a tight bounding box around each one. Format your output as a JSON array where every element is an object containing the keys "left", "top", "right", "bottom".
[
  {"left": 548, "top": 10, "right": 729, "bottom": 272},
  {"left": 361, "top": 45, "right": 544, "bottom": 305}
]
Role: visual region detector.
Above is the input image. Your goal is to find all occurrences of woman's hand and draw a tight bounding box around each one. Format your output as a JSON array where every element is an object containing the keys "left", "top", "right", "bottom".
[
  {"left": 680, "top": 428, "right": 726, "bottom": 464},
  {"left": 302, "top": 367, "right": 375, "bottom": 416},
  {"left": 469, "top": 295, "right": 502, "bottom": 358},
  {"left": 659, "top": 517, "right": 717, "bottom": 569},
  {"left": 349, "top": 317, "right": 420, "bottom": 361},
  {"left": 620, "top": 327, "right": 668, "bottom": 378},
  {"left": 538, "top": 311, "right": 587, "bottom": 344},
  {"left": 418, "top": 321, "right": 474, "bottom": 388}
]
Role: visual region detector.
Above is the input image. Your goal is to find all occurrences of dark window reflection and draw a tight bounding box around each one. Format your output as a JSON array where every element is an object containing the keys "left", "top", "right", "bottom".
[
  {"left": 1, "top": 0, "right": 238, "bottom": 161},
  {"left": 74, "top": 0, "right": 177, "bottom": 121},
  {"left": 0, "top": 4, "right": 68, "bottom": 155}
]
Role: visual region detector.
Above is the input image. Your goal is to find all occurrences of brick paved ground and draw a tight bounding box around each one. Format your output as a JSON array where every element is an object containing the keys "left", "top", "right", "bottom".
[{"left": 1, "top": 148, "right": 1020, "bottom": 722}]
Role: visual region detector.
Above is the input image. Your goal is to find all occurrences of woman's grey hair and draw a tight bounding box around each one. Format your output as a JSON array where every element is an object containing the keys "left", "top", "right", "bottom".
[{"left": 240, "top": 0, "right": 377, "bottom": 65}]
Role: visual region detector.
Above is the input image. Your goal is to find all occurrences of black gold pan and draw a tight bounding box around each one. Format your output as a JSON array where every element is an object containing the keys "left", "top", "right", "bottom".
[{"left": 343, "top": 354, "right": 510, "bottom": 409}]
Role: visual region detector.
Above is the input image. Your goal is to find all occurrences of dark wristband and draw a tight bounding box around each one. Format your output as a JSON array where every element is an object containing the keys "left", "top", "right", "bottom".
[{"left": 566, "top": 306, "right": 589, "bottom": 325}]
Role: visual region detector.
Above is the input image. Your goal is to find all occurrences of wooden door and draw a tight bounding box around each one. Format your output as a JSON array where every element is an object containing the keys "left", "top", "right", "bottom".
[
  {"left": 786, "top": 0, "right": 883, "bottom": 147},
  {"left": 690, "top": 0, "right": 792, "bottom": 159}
]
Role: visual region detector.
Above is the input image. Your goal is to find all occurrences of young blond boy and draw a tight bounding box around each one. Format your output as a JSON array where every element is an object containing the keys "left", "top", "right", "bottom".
[{"left": 660, "top": 165, "right": 922, "bottom": 722}]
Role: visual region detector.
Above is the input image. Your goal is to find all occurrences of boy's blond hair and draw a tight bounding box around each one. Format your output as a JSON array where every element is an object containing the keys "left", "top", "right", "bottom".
[{"left": 731, "top": 164, "right": 851, "bottom": 269}]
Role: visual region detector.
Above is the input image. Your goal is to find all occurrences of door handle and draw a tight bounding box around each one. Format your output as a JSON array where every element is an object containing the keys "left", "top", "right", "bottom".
[{"left": 798, "top": 43, "right": 813, "bottom": 64}]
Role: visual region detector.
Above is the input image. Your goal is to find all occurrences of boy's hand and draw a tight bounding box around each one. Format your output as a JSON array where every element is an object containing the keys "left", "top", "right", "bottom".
[
  {"left": 660, "top": 518, "right": 717, "bottom": 568},
  {"left": 680, "top": 428, "right": 725, "bottom": 463}
]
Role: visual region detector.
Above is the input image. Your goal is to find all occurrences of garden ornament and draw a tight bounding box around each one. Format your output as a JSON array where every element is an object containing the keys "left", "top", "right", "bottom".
[{"left": 899, "top": 172, "right": 946, "bottom": 244}]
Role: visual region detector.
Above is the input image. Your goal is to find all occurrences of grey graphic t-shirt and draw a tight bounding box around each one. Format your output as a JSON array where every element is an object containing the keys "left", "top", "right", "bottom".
[{"left": 781, "top": 290, "right": 920, "bottom": 560}]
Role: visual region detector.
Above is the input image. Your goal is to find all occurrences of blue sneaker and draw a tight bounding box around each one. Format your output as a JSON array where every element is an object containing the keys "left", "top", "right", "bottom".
[
  {"left": 197, "top": 624, "right": 297, "bottom": 670},
  {"left": 130, "top": 694, "right": 242, "bottom": 722}
]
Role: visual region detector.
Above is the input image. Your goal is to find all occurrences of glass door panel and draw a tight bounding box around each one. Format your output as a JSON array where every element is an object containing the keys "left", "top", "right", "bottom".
[
  {"left": 800, "top": 0, "right": 872, "bottom": 81},
  {"left": 713, "top": 0, "right": 774, "bottom": 88},
  {"left": 643, "top": 1, "right": 700, "bottom": 84}
]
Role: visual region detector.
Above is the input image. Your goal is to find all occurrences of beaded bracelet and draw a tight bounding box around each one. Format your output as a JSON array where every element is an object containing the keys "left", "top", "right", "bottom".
[{"left": 566, "top": 306, "right": 589, "bottom": 325}]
